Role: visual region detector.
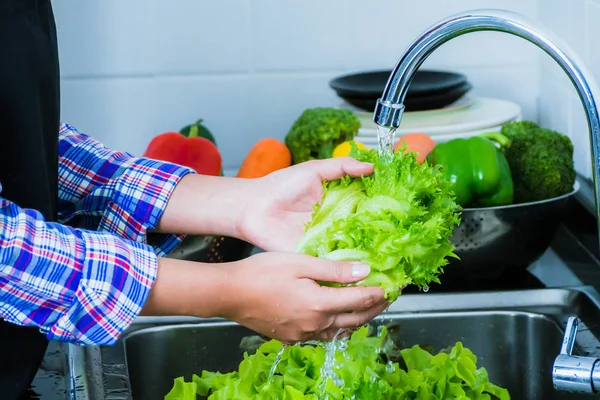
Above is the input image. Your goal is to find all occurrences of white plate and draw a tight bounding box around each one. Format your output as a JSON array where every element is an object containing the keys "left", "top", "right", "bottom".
[
  {"left": 356, "top": 120, "right": 517, "bottom": 144},
  {"left": 352, "top": 97, "right": 521, "bottom": 137},
  {"left": 355, "top": 121, "right": 520, "bottom": 151}
]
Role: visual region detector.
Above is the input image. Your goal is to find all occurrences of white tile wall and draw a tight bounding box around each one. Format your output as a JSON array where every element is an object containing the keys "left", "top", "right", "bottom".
[
  {"left": 537, "top": 0, "right": 600, "bottom": 179},
  {"left": 60, "top": 78, "right": 157, "bottom": 154},
  {"left": 251, "top": 0, "right": 350, "bottom": 72},
  {"left": 54, "top": 0, "right": 155, "bottom": 77},
  {"left": 53, "top": 0, "right": 598, "bottom": 175},
  {"left": 248, "top": 72, "right": 343, "bottom": 139},
  {"left": 152, "top": 1, "right": 253, "bottom": 75}
]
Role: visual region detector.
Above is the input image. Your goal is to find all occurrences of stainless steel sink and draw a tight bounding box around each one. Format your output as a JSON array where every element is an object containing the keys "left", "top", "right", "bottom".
[
  {"left": 125, "top": 312, "right": 568, "bottom": 400},
  {"left": 66, "top": 286, "right": 600, "bottom": 399}
]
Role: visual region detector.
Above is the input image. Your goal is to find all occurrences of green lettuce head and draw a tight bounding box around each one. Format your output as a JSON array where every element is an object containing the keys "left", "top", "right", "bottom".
[{"left": 294, "top": 144, "right": 461, "bottom": 301}]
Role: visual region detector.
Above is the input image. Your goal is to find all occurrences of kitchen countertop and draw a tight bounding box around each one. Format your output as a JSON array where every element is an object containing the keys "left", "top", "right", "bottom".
[{"left": 25, "top": 180, "right": 600, "bottom": 399}]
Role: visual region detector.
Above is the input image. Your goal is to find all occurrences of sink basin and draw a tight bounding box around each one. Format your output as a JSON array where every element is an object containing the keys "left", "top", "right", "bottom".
[
  {"left": 66, "top": 287, "right": 600, "bottom": 399},
  {"left": 126, "top": 312, "right": 566, "bottom": 399}
]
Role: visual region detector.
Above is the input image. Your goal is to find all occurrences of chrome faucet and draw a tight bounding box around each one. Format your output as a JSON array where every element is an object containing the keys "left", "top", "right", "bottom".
[
  {"left": 372, "top": 9, "right": 600, "bottom": 395},
  {"left": 553, "top": 317, "right": 600, "bottom": 393}
]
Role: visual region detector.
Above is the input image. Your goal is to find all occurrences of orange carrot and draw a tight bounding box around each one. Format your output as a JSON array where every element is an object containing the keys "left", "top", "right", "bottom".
[{"left": 237, "top": 138, "right": 292, "bottom": 178}]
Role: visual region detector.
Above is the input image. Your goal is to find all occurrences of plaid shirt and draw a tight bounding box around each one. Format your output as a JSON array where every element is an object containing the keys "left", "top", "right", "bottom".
[{"left": 0, "top": 123, "right": 194, "bottom": 346}]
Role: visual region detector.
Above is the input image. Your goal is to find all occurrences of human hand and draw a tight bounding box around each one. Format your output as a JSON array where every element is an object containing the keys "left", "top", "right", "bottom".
[
  {"left": 236, "top": 157, "right": 373, "bottom": 252},
  {"left": 220, "top": 251, "right": 388, "bottom": 343}
]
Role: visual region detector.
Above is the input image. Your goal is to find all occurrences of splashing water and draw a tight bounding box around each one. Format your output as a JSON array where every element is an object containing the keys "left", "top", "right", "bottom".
[
  {"left": 377, "top": 125, "right": 397, "bottom": 162},
  {"left": 267, "top": 344, "right": 287, "bottom": 385},
  {"left": 264, "top": 331, "right": 354, "bottom": 398},
  {"left": 318, "top": 329, "right": 350, "bottom": 399}
]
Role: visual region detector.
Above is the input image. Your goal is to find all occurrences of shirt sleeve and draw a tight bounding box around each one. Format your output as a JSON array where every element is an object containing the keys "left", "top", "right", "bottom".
[
  {"left": 0, "top": 190, "right": 160, "bottom": 346},
  {"left": 56, "top": 122, "right": 196, "bottom": 256}
]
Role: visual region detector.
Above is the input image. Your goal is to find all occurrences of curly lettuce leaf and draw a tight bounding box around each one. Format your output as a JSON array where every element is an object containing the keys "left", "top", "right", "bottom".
[
  {"left": 399, "top": 342, "right": 511, "bottom": 400},
  {"left": 293, "top": 177, "right": 367, "bottom": 257},
  {"left": 165, "top": 326, "right": 510, "bottom": 400},
  {"left": 164, "top": 377, "right": 197, "bottom": 400},
  {"left": 295, "top": 145, "right": 461, "bottom": 301}
]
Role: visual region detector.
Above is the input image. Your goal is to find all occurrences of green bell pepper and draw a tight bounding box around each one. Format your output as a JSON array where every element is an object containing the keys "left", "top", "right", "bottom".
[{"left": 426, "top": 132, "right": 514, "bottom": 208}]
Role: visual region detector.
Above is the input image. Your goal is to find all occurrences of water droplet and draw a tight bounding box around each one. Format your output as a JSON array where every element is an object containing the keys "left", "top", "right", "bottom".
[
  {"left": 386, "top": 360, "right": 395, "bottom": 373},
  {"left": 422, "top": 286, "right": 430, "bottom": 293},
  {"left": 271, "top": 329, "right": 276, "bottom": 333}
]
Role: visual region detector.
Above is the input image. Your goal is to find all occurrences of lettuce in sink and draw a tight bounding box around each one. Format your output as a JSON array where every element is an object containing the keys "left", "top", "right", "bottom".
[{"left": 164, "top": 325, "right": 510, "bottom": 399}]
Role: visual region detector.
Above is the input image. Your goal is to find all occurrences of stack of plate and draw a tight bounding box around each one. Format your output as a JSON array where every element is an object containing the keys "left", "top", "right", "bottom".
[
  {"left": 330, "top": 70, "right": 472, "bottom": 112},
  {"left": 329, "top": 69, "right": 522, "bottom": 149},
  {"left": 346, "top": 96, "right": 522, "bottom": 149}
]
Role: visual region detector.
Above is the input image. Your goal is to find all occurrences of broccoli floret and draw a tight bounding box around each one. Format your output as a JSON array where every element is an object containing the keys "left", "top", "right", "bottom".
[
  {"left": 284, "top": 107, "right": 360, "bottom": 164},
  {"left": 500, "top": 120, "right": 576, "bottom": 203}
]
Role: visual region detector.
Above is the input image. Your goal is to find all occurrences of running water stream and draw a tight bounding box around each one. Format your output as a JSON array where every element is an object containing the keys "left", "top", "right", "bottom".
[
  {"left": 314, "top": 127, "right": 398, "bottom": 397},
  {"left": 317, "top": 329, "right": 349, "bottom": 398},
  {"left": 377, "top": 125, "right": 397, "bottom": 161},
  {"left": 266, "top": 344, "right": 287, "bottom": 384}
]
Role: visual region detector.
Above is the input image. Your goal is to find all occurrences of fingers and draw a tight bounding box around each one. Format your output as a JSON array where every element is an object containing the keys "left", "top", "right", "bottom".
[
  {"left": 312, "top": 328, "right": 352, "bottom": 342},
  {"left": 293, "top": 256, "right": 385, "bottom": 313},
  {"left": 316, "top": 285, "right": 386, "bottom": 314},
  {"left": 306, "top": 157, "right": 373, "bottom": 181},
  {"left": 295, "top": 256, "right": 371, "bottom": 284},
  {"left": 312, "top": 300, "right": 389, "bottom": 341},
  {"left": 330, "top": 300, "right": 389, "bottom": 329}
]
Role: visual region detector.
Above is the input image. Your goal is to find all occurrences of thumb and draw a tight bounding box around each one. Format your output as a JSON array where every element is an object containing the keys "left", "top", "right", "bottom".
[
  {"left": 308, "top": 157, "right": 373, "bottom": 181},
  {"left": 296, "top": 257, "right": 371, "bottom": 284}
]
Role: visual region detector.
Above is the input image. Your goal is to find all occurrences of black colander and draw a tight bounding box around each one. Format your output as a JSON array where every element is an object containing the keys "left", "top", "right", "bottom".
[{"left": 441, "top": 181, "right": 580, "bottom": 281}]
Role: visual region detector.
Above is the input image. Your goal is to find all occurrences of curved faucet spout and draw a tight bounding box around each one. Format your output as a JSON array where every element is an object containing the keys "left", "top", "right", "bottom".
[
  {"left": 374, "top": 7, "right": 600, "bottom": 256},
  {"left": 373, "top": 9, "right": 600, "bottom": 395}
]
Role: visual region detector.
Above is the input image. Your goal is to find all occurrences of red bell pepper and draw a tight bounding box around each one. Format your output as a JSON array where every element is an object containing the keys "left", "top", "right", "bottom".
[{"left": 143, "top": 132, "right": 222, "bottom": 176}]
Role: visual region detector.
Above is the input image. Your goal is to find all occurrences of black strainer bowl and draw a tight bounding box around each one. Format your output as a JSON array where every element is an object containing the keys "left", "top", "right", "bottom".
[{"left": 441, "top": 181, "right": 580, "bottom": 281}]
